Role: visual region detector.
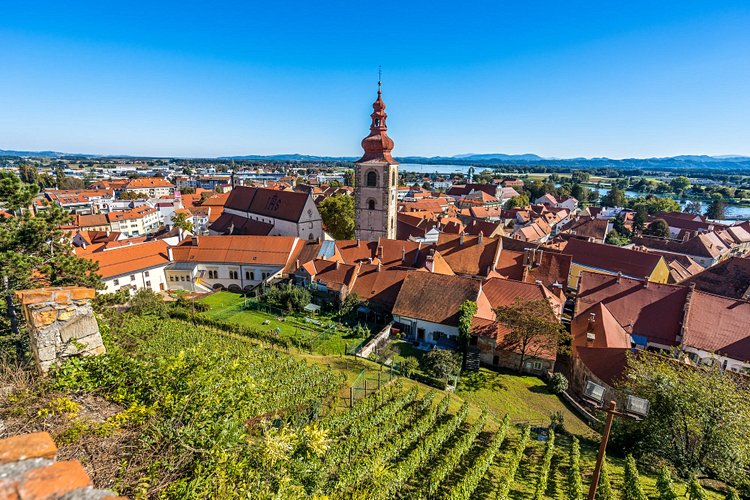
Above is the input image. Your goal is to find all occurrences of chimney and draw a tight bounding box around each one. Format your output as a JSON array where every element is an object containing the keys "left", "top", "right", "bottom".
[
  {"left": 616, "top": 271, "right": 622, "bottom": 283},
  {"left": 643, "top": 277, "right": 649, "bottom": 288},
  {"left": 377, "top": 262, "right": 382, "bottom": 272},
  {"left": 357, "top": 238, "right": 361, "bottom": 246},
  {"left": 335, "top": 261, "right": 340, "bottom": 270},
  {"left": 192, "top": 236, "right": 199, "bottom": 246},
  {"left": 401, "top": 246, "right": 406, "bottom": 261},
  {"left": 295, "top": 259, "right": 300, "bottom": 270},
  {"left": 459, "top": 232, "right": 464, "bottom": 245},
  {"left": 167, "top": 246, "right": 174, "bottom": 261},
  {"left": 478, "top": 231, "right": 484, "bottom": 244},
  {"left": 536, "top": 248, "right": 544, "bottom": 266}
]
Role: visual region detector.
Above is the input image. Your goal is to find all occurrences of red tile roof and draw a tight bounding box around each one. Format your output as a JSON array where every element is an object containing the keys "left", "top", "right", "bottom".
[
  {"left": 83, "top": 240, "right": 170, "bottom": 279},
  {"left": 681, "top": 257, "right": 750, "bottom": 299},
  {"left": 171, "top": 235, "right": 303, "bottom": 268},
  {"left": 126, "top": 177, "right": 174, "bottom": 189},
  {"left": 393, "top": 272, "right": 480, "bottom": 326},
  {"left": 223, "top": 186, "right": 312, "bottom": 222},
  {"left": 563, "top": 238, "right": 664, "bottom": 279},
  {"left": 571, "top": 302, "right": 631, "bottom": 349},
  {"left": 576, "top": 271, "right": 688, "bottom": 346},
  {"left": 435, "top": 233, "right": 502, "bottom": 276},
  {"left": 682, "top": 291, "right": 750, "bottom": 362}
]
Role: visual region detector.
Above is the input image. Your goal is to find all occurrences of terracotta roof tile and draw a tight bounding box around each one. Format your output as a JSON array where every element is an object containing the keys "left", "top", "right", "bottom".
[
  {"left": 576, "top": 271, "right": 688, "bottom": 346},
  {"left": 683, "top": 291, "right": 750, "bottom": 362},
  {"left": 393, "top": 272, "right": 480, "bottom": 326},
  {"left": 83, "top": 240, "right": 170, "bottom": 279},
  {"left": 563, "top": 239, "right": 664, "bottom": 279},
  {"left": 171, "top": 235, "right": 302, "bottom": 268},
  {"left": 681, "top": 257, "right": 750, "bottom": 299}
]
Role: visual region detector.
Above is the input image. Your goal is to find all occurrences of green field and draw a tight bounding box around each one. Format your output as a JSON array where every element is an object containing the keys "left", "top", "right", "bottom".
[
  {"left": 198, "top": 291, "right": 364, "bottom": 355},
  {"left": 456, "top": 368, "right": 594, "bottom": 438}
]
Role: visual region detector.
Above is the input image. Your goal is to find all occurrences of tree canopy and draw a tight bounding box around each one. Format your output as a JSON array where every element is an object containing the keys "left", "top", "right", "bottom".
[
  {"left": 613, "top": 352, "right": 750, "bottom": 486},
  {"left": 318, "top": 195, "right": 354, "bottom": 240},
  {"left": 493, "top": 298, "right": 563, "bottom": 372}
]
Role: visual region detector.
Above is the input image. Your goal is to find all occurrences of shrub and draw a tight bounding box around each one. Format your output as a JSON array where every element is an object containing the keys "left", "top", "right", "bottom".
[
  {"left": 261, "top": 284, "right": 311, "bottom": 313},
  {"left": 128, "top": 289, "right": 168, "bottom": 318},
  {"left": 595, "top": 456, "right": 614, "bottom": 500},
  {"left": 421, "top": 349, "right": 461, "bottom": 381},
  {"left": 656, "top": 465, "right": 678, "bottom": 500},
  {"left": 548, "top": 372, "right": 568, "bottom": 394},
  {"left": 550, "top": 411, "right": 565, "bottom": 433},
  {"left": 400, "top": 357, "right": 419, "bottom": 378},
  {"left": 687, "top": 477, "right": 707, "bottom": 500}
]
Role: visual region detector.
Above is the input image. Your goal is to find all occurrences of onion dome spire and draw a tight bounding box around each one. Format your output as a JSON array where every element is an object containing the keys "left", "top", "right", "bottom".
[{"left": 357, "top": 77, "right": 397, "bottom": 164}]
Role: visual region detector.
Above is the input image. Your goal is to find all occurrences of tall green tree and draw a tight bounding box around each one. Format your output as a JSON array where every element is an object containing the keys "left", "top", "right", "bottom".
[
  {"left": 613, "top": 352, "right": 750, "bottom": 484},
  {"left": 669, "top": 176, "right": 691, "bottom": 193},
  {"left": 458, "top": 300, "right": 477, "bottom": 369},
  {"left": 644, "top": 218, "right": 671, "bottom": 238},
  {"left": 318, "top": 194, "right": 355, "bottom": 240},
  {"left": 705, "top": 195, "right": 726, "bottom": 220},
  {"left": 172, "top": 212, "right": 194, "bottom": 233},
  {"left": 601, "top": 186, "right": 626, "bottom": 207},
  {"left": 494, "top": 298, "right": 564, "bottom": 373}
]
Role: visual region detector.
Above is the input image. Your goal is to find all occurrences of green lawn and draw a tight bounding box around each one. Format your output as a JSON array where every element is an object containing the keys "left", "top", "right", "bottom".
[
  {"left": 197, "top": 291, "right": 365, "bottom": 355},
  {"left": 456, "top": 368, "right": 595, "bottom": 438}
]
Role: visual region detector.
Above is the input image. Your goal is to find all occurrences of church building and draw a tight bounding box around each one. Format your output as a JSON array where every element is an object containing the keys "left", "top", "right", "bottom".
[{"left": 354, "top": 82, "right": 399, "bottom": 241}]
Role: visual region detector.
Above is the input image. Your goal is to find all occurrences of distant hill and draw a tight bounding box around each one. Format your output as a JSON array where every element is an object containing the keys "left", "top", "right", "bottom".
[{"left": 3, "top": 148, "right": 750, "bottom": 170}]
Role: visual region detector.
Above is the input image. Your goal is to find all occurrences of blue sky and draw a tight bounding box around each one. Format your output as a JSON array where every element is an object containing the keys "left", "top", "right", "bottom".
[{"left": 1, "top": 1, "right": 749, "bottom": 158}]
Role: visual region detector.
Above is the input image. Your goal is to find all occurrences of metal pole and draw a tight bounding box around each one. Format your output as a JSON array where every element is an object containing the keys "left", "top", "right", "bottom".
[{"left": 588, "top": 400, "right": 617, "bottom": 500}]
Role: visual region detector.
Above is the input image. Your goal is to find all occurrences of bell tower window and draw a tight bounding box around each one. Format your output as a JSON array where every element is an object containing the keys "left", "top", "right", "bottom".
[
  {"left": 375, "top": 118, "right": 381, "bottom": 127},
  {"left": 368, "top": 199, "right": 376, "bottom": 210},
  {"left": 366, "top": 171, "right": 377, "bottom": 187}
]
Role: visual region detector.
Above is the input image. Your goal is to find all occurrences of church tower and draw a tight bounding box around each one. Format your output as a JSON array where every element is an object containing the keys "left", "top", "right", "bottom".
[{"left": 354, "top": 81, "right": 398, "bottom": 241}]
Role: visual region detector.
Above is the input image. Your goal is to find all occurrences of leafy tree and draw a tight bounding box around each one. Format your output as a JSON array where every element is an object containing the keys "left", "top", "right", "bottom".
[
  {"left": 705, "top": 195, "right": 726, "bottom": 220},
  {"left": 400, "top": 356, "right": 419, "bottom": 378},
  {"left": 613, "top": 352, "right": 750, "bottom": 484},
  {"left": 118, "top": 191, "right": 149, "bottom": 200},
  {"left": 622, "top": 454, "right": 647, "bottom": 500},
  {"left": 261, "top": 284, "right": 311, "bottom": 313},
  {"left": 669, "top": 176, "right": 691, "bottom": 193},
  {"left": 421, "top": 349, "right": 461, "bottom": 381},
  {"left": 570, "top": 184, "right": 589, "bottom": 204},
  {"left": 644, "top": 218, "right": 671, "bottom": 238},
  {"left": 172, "top": 212, "right": 194, "bottom": 233},
  {"left": 632, "top": 204, "right": 648, "bottom": 232},
  {"left": 54, "top": 166, "right": 84, "bottom": 190},
  {"left": 656, "top": 466, "right": 679, "bottom": 500},
  {"left": 687, "top": 477, "right": 707, "bottom": 500},
  {"left": 494, "top": 298, "right": 564, "bottom": 372},
  {"left": 128, "top": 288, "right": 168, "bottom": 318},
  {"left": 18, "top": 163, "right": 40, "bottom": 186},
  {"left": 318, "top": 194, "right": 354, "bottom": 240},
  {"left": 503, "top": 194, "right": 530, "bottom": 209},
  {"left": 338, "top": 292, "right": 360, "bottom": 317},
  {"left": 0, "top": 171, "right": 39, "bottom": 211},
  {"left": 601, "top": 186, "right": 626, "bottom": 207},
  {"left": 605, "top": 229, "right": 631, "bottom": 246},
  {"left": 571, "top": 171, "right": 590, "bottom": 183},
  {"left": 458, "top": 300, "right": 477, "bottom": 368},
  {"left": 595, "top": 456, "right": 615, "bottom": 500}
]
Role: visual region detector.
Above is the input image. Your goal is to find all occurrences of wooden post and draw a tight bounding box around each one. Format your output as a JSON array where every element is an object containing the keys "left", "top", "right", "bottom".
[
  {"left": 349, "top": 387, "right": 354, "bottom": 408},
  {"left": 587, "top": 401, "right": 617, "bottom": 500}
]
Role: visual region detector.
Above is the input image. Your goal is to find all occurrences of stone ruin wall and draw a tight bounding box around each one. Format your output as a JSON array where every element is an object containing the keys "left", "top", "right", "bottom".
[{"left": 15, "top": 287, "right": 105, "bottom": 373}]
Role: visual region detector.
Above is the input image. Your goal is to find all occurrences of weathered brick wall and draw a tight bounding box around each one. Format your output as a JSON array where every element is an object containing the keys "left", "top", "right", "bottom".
[
  {"left": 0, "top": 431, "right": 124, "bottom": 499},
  {"left": 15, "top": 287, "right": 105, "bottom": 373}
]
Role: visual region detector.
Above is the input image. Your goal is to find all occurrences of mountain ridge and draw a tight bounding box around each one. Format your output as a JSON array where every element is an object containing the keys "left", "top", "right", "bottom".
[{"left": 3, "top": 149, "right": 750, "bottom": 170}]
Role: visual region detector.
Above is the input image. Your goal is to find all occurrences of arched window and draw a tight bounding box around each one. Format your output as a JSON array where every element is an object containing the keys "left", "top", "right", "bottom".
[
  {"left": 366, "top": 171, "right": 377, "bottom": 187},
  {"left": 368, "top": 199, "right": 376, "bottom": 210},
  {"left": 391, "top": 170, "right": 396, "bottom": 186}
]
